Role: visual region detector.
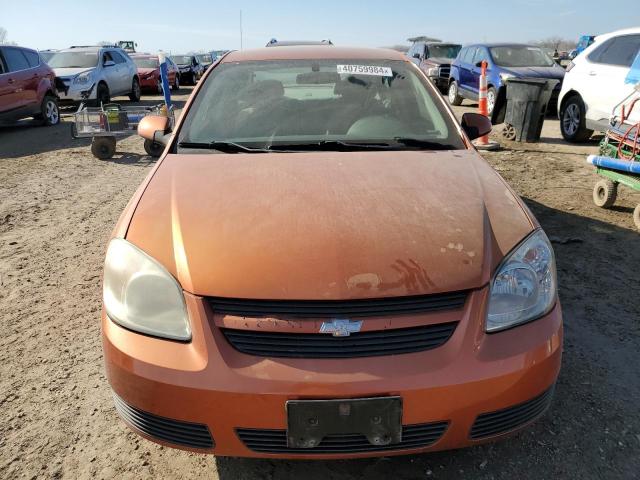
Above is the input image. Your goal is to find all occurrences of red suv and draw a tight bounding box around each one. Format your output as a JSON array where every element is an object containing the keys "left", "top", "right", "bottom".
[{"left": 0, "top": 45, "right": 60, "bottom": 126}]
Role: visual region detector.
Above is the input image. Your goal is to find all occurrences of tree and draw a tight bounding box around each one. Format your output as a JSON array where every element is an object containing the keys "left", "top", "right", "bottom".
[
  {"left": 0, "top": 27, "right": 7, "bottom": 45},
  {"left": 535, "top": 36, "right": 577, "bottom": 52}
]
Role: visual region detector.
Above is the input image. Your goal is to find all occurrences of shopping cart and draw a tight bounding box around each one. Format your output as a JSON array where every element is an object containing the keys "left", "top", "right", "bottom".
[{"left": 71, "top": 103, "right": 174, "bottom": 159}]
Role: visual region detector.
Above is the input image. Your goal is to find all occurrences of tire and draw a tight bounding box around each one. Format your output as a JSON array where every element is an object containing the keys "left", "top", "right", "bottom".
[
  {"left": 172, "top": 75, "right": 180, "bottom": 92},
  {"left": 592, "top": 179, "right": 617, "bottom": 208},
  {"left": 448, "top": 81, "right": 463, "bottom": 106},
  {"left": 94, "top": 83, "right": 110, "bottom": 107},
  {"left": 36, "top": 95, "right": 60, "bottom": 126},
  {"left": 634, "top": 204, "right": 640, "bottom": 230},
  {"left": 91, "top": 136, "right": 117, "bottom": 160},
  {"left": 144, "top": 138, "right": 164, "bottom": 157},
  {"left": 560, "top": 95, "right": 593, "bottom": 142},
  {"left": 486, "top": 86, "right": 497, "bottom": 116},
  {"left": 129, "top": 77, "right": 141, "bottom": 102},
  {"left": 157, "top": 79, "right": 163, "bottom": 94},
  {"left": 190, "top": 72, "right": 196, "bottom": 85}
]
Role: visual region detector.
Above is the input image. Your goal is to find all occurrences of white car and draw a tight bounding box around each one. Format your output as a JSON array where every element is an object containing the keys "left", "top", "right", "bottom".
[
  {"left": 48, "top": 46, "right": 141, "bottom": 105},
  {"left": 558, "top": 27, "right": 640, "bottom": 142}
]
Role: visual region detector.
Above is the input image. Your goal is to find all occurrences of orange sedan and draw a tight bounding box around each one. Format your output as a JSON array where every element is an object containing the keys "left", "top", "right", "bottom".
[{"left": 102, "top": 46, "right": 562, "bottom": 459}]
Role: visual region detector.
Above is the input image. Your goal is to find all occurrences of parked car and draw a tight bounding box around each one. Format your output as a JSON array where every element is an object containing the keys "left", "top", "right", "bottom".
[
  {"left": 0, "top": 45, "right": 60, "bottom": 126},
  {"left": 407, "top": 40, "right": 461, "bottom": 92},
  {"left": 196, "top": 53, "right": 214, "bottom": 70},
  {"left": 48, "top": 46, "right": 140, "bottom": 106},
  {"left": 170, "top": 55, "right": 204, "bottom": 85},
  {"left": 130, "top": 54, "right": 180, "bottom": 93},
  {"left": 105, "top": 46, "right": 562, "bottom": 459},
  {"left": 448, "top": 43, "right": 565, "bottom": 120},
  {"left": 559, "top": 28, "right": 640, "bottom": 142}
]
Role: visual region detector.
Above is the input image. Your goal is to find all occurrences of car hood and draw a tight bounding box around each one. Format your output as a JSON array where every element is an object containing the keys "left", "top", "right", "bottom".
[
  {"left": 502, "top": 66, "right": 565, "bottom": 81},
  {"left": 126, "top": 150, "right": 534, "bottom": 299},
  {"left": 52, "top": 67, "right": 94, "bottom": 78}
]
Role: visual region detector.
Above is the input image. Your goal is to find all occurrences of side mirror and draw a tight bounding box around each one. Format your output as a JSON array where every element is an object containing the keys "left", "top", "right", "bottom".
[
  {"left": 461, "top": 112, "right": 492, "bottom": 140},
  {"left": 412, "top": 53, "right": 421, "bottom": 60},
  {"left": 138, "top": 115, "right": 171, "bottom": 146},
  {"left": 104, "top": 60, "right": 115, "bottom": 67}
]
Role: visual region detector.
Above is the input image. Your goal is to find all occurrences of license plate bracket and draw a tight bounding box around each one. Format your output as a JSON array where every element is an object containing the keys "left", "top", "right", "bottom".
[{"left": 286, "top": 396, "right": 402, "bottom": 449}]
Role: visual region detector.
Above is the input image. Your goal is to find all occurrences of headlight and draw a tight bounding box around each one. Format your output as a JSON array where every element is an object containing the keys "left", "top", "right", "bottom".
[
  {"left": 426, "top": 67, "right": 440, "bottom": 76},
  {"left": 500, "top": 73, "right": 515, "bottom": 82},
  {"left": 486, "top": 230, "right": 557, "bottom": 332},
  {"left": 103, "top": 239, "right": 191, "bottom": 341},
  {"left": 74, "top": 71, "right": 92, "bottom": 85}
]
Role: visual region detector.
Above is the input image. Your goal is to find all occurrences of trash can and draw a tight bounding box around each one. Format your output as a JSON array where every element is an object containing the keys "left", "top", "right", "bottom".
[{"left": 502, "top": 78, "right": 559, "bottom": 142}]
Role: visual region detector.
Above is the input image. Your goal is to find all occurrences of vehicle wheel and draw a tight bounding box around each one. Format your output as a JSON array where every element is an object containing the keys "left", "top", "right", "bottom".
[
  {"left": 157, "top": 79, "right": 163, "bottom": 94},
  {"left": 486, "top": 86, "right": 497, "bottom": 116},
  {"left": 91, "top": 136, "right": 117, "bottom": 160},
  {"left": 172, "top": 75, "right": 180, "bottom": 91},
  {"left": 634, "top": 204, "right": 640, "bottom": 230},
  {"left": 448, "top": 81, "right": 463, "bottom": 106},
  {"left": 592, "top": 179, "right": 617, "bottom": 208},
  {"left": 144, "top": 138, "right": 164, "bottom": 157},
  {"left": 560, "top": 95, "right": 593, "bottom": 142},
  {"left": 190, "top": 72, "right": 196, "bottom": 85},
  {"left": 502, "top": 123, "right": 517, "bottom": 141},
  {"left": 129, "top": 78, "right": 141, "bottom": 102},
  {"left": 36, "top": 95, "right": 60, "bottom": 126},
  {"left": 95, "top": 82, "right": 110, "bottom": 107}
]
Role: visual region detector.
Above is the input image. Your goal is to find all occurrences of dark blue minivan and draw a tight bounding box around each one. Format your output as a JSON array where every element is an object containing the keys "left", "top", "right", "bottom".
[{"left": 448, "top": 43, "right": 565, "bottom": 120}]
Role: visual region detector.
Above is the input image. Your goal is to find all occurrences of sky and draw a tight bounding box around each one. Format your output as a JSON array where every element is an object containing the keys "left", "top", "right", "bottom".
[{"left": 1, "top": 0, "right": 638, "bottom": 53}]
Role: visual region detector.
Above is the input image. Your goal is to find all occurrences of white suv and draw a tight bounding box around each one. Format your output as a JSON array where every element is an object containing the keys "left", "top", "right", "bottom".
[
  {"left": 48, "top": 46, "right": 140, "bottom": 105},
  {"left": 558, "top": 28, "right": 640, "bottom": 142}
]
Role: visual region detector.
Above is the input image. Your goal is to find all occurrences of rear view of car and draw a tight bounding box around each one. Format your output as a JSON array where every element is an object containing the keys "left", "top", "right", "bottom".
[
  {"left": 0, "top": 46, "right": 60, "bottom": 126},
  {"left": 558, "top": 28, "right": 640, "bottom": 142}
]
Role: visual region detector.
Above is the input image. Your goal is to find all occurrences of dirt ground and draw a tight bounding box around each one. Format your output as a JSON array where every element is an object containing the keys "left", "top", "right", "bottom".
[{"left": 1, "top": 87, "right": 639, "bottom": 480}]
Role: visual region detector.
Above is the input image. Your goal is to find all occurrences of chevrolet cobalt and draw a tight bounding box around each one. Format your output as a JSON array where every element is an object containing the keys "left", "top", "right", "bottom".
[{"left": 102, "top": 46, "right": 562, "bottom": 458}]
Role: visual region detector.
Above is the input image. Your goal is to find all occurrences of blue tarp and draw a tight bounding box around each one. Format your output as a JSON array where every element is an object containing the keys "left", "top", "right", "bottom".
[{"left": 625, "top": 49, "right": 640, "bottom": 85}]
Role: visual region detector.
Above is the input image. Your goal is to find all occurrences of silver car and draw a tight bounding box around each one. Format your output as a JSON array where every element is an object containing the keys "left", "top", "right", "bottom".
[{"left": 48, "top": 46, "right": 140, "bottom": 105}]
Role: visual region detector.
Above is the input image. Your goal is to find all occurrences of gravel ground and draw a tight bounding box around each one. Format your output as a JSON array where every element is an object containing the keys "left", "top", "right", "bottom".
[{"left": 0, "top": 88, "right": 639, "bottom": 479}]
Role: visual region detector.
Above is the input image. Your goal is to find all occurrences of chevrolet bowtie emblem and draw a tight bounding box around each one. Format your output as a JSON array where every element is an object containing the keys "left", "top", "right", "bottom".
[{"left": 319, "top": 319, "right": 363, "bottom": 337}]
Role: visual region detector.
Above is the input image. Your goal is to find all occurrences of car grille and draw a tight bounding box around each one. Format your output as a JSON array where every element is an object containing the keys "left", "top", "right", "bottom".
[
  {"left": 469, "top": 386, "right": 555, "bottom": 439},
  {"left": 438, "top": 66, "right": 451, "bottom": 79},
  {"left": 221, "top": 322, "right": 457, "bottom": 358},
  {"left": 236, "top": 422, "right": 448, "bottom": 454},
  {"left": 208, "top": 291, "right": 468, "bottom": 318},
  {"left": 113, "top": 393, "right": 214, "bottom": 449}
]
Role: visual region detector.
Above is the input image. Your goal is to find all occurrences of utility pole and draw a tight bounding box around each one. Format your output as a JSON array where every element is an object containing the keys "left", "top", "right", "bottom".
[{"left": 240, "top": 10, "right": 243, "bottom": 50}]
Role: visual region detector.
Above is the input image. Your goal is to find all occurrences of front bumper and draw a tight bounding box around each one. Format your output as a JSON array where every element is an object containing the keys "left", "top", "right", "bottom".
[
  {"left": 139, "top": 76, "right": 159, "bottom": 90},
  {"left": 103, "top": 287, "right": 563, "bottom": 459},
  {"left": 57, "top": 81, "right": 97, "bottom": 102}
]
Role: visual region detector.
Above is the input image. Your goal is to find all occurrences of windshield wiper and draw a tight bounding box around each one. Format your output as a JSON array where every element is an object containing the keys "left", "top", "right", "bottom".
[
  {"left": 178, "top": 141, "right": 271, "bottom": 153},
  {"left": 268, "top": 140, "right": 392, "bottom": 152},
  {"left": 392, "top": 138, "right": 456, "bottom": 150}
]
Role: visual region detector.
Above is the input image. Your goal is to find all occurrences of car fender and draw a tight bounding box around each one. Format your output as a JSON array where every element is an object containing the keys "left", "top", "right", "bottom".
[{"left": 36, "top": 76, "right": 56, "bottom": 101}]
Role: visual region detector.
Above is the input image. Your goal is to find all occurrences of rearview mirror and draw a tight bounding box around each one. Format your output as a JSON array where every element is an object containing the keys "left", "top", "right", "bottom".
[
  {"left": 138, "top": 115, "right": 171, "bottom": 146},
  {"left": 104, "top": 60, "right": 115, "bottom": 67},
  {"left": 461, "top": 112, "right": 492, "bottom": 140}
]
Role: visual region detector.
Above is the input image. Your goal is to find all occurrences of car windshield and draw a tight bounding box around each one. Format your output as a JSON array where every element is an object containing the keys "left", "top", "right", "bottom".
[
  {"left": 197, "top": 54, "right": 213, "bottom": 64},
  {"left": 489, "top": 46, "right": 555, "bottom": 67},
  {"left": 172, "top": 56, "right": 192, "bottom": 65},
  {"left": 429, "top": 44, "right": 462, "bottom": 59},
  {"left": 48, "top": 51, "right": 98, "bottom": 69},
  {"left": 133, "top": 58, "right": 159, "bottom": 69},
  {"left": 178, "top": 59, "right": 465, "bottom": 151}
]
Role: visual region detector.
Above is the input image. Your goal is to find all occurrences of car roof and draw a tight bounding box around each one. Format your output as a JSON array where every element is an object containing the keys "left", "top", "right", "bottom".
[
  {"left": 594, "top": 27, "right": 640, "bottom": 42},
  {"left": 222, "top": 46, "right": 406, "bottom": 63},
  {"left": 59, "top": 46, "right": 121, "bottom": 53}
]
